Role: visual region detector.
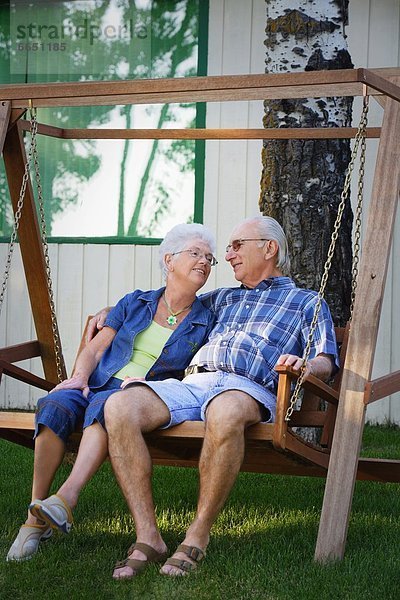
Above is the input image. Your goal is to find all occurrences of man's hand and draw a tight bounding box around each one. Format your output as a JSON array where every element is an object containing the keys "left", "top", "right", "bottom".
[
  {"left": 86, "top": 307, "right": 111, "bottom": 342},
  {"left": 275, "top": 353, "right": 333, "bottom": 381},
  {"left": 275, "top": 354, "right": 313, "bottom": 376},
  {"left": 50, "top": 375, "right": 90, "bottom": 398}
]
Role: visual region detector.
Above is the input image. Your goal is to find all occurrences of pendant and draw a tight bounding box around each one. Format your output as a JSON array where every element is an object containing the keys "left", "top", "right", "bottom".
[{"left": 166, "top": 315, "right": 177, "bottom": 326}]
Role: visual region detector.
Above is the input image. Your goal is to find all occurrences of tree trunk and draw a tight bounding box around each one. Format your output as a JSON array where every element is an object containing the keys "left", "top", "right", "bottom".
[{"left": 260, "top": 0, "right": 353, "bottom": 327}]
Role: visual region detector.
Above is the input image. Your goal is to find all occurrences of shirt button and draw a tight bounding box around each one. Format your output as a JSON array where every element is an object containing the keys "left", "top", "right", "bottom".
[
  {"left": 220, "top": 362, "right": 224, "bottom": 366},
  {"left": 149, "top": 371, "right": 155, "bottom": 377},
  {"left": 163, "top": 349, "right": 168, "bottom": 354},
  {"left": 238, "top": 324, "right": 242, "bottom": 328},
  {"left": 246, "top": 305, "right": 250, "bottom": 309},
  {"left": 256, "top": 288, "right": 259, "bottom": 292}
]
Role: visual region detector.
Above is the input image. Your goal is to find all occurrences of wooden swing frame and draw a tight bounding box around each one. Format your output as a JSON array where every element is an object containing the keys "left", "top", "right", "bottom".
[{"left": 0, "top": 67, "right": 400, "bottom": 563}]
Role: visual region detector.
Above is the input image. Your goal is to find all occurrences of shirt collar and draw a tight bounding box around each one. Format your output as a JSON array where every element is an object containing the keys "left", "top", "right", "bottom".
[{"left": 240, "top": 276, "right": 294, "bottom": 290}]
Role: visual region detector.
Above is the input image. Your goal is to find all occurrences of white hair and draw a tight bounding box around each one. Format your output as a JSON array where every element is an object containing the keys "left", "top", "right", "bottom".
[
  {"left": 159, "top": 223, "right": 217, "bottom": 280},
  {"left": 240, "top": 216, "right": 291, "bottom": 275}
]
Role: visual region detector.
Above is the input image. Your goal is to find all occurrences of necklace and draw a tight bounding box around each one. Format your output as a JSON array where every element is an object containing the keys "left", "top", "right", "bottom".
[{"left": 162, "top": 293, "right": 194, "bottom": 326}]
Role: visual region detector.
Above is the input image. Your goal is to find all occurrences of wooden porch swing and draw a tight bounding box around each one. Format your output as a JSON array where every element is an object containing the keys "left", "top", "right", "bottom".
[{"left": 0, "top": 68, "right": 400, "bottom": 563}]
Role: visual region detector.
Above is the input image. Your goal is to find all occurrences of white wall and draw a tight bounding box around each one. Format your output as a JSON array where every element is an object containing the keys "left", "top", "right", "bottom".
[
  {"left": 347, "top": 0, "right": 400, "bottom": 424},
  {"left": 0, "top": 0, "right": 399, "bottom": 423}
]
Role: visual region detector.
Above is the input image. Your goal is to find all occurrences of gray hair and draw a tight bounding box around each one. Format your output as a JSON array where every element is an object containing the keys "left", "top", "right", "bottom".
[
  {"left": 241, "top": 216, "right": 291, "bottom": 275},
  {"left": 159, "top": 223, "right": 217, "bottom": 280}
]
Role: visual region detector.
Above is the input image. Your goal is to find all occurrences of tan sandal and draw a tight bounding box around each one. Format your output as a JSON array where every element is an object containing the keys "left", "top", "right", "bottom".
[
  {"left": 113, "top": 542, "right": 169, "bottom": 579},
  {"left": 161, "top": 544, "right": 206, "bottom": 575}
]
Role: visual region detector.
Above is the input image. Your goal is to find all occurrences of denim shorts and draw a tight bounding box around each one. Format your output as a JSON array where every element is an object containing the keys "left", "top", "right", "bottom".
[
  {"left": 136, "top": 371, "right": 276, "bottom": 429},
  {"left": 34, "top": 377, "right": 122, "bottom": 443}
]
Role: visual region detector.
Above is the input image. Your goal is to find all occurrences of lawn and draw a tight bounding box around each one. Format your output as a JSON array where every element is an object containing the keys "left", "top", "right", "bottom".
[{"left": 1, "top": 425, "right": 399, "bottom": 600}]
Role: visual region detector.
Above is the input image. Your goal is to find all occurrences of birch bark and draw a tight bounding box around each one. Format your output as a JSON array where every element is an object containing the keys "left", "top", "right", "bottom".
[{"left": 260, "top": 0, "right": 353, "bottom": 326}]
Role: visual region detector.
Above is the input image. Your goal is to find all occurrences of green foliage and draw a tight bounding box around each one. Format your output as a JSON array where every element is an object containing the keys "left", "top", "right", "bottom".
[{"left": 1, "top": 425, "right": 399, "bottom": 599}]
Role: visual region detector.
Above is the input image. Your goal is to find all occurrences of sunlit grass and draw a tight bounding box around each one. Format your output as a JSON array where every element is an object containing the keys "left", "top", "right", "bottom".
[{"left": 1, "top": 425, "right": 399, "bottom": 600}]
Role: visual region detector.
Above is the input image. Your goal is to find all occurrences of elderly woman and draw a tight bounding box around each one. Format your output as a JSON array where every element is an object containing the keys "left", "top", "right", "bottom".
[{"left": 7, "top": 223, "right": 217, "bottom": 562}]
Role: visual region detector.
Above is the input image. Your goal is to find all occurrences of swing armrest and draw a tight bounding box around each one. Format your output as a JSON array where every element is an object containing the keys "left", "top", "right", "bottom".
[
  {"left": 275, "top": 365, "right": 339, "bottom": 405},
  {"left": 273, "top": 365, "right": 339, "bottom": 451},
  {"left": 0, "top": 359, "right": 55, "bottom": 391}
]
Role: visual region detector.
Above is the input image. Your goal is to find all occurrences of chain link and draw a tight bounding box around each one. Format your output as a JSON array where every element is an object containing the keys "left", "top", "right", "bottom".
[
  {"left": 350, "top": 95, "right": 369, "bottom": 318},
  {"left": 30, "top": 109, "right": 64, "bottom": 383},
  {"left": 285, "top": 98, "right": 370, "bottom": 421},
  {"left": 0, "top": 115, "right": 36, "bottom": 317},
  {"left": 0, "top": 108, "right": 64, "bottom": 383}
]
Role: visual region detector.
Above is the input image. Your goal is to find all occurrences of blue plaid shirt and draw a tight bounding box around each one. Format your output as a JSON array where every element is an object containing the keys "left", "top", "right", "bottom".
[{"left": 195, "top": 277, "right": 339, "bottom": 396}]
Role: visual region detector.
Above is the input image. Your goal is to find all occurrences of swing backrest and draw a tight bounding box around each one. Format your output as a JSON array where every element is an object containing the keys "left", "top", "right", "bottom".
[{"left": 314, "top": 324, "right": 349, "bottom": 448}]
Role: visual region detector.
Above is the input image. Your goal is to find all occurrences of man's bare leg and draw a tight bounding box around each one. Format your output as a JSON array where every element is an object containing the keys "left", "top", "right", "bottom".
[
  {"left": 161, "top": 391, "right": 262, "bottom": 576},
  {"left": 105, "top": 386, "right": 171, "bottom": 579}
]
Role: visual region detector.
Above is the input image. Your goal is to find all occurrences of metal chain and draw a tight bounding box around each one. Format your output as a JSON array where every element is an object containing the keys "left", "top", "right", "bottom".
[
  {"left": 0, "top": 114, "right": 36, "bottom": 317},
  {"left": 285, "top": 97, "right": 370, "bottom": 421},
  {"left": 30, "top": 108, "right": 64, "bottom": 383},
  {"left": 0, "top": 108, "right": 64, "bottom": 382},
  {"left": 350, "top": 95, "right": 369, "bottom": 318}
]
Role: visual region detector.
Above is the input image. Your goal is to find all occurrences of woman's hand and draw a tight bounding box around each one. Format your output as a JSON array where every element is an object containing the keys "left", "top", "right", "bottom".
[
  {"left": 120, "top": 376, "right": 146, "bottom": 389},
  {"left": 50, "top": 375, "right": 90, "bottom": 398}
]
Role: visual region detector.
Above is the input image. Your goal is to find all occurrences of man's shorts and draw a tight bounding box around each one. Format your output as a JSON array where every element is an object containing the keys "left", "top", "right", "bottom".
[{"left": 135, "top": 371, "right": 276, "bottom": 429}]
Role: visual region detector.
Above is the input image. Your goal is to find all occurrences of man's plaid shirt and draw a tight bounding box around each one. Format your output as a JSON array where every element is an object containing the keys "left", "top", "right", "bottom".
[{"left": 195, "top": 277, "right": 339, "bottom": 397}]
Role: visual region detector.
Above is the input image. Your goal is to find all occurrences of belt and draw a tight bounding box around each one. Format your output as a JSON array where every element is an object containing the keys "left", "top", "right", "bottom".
[{"left": 184, "top": 365, "right": 214, "bottom": 376}]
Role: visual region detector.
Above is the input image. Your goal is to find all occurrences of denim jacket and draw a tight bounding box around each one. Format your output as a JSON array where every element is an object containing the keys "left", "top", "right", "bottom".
[{"left": 89, "top": 287, "right": 215, "bottom": 389}]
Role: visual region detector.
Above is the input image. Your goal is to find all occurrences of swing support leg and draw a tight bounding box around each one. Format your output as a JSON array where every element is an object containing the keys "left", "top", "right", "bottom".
[
  {"left": 2, "top": 113, "right": 66, "bottom": 383},
  {"left": 315, "top": 88, "right": 400, "bottom": 562}
]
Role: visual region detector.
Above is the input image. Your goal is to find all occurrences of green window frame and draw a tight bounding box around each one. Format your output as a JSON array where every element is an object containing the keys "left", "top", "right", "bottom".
[{"left": 0, "top": 0, "right": 209, "bottom": 244}]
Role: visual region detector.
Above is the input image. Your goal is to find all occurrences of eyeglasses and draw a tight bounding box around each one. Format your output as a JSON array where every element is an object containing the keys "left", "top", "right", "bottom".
[
  {"left": 225, "top": 239, "right": 270, "bottom": 253},
  {"left": 172, "top": 248, "right": 218, "bottom": 266}
]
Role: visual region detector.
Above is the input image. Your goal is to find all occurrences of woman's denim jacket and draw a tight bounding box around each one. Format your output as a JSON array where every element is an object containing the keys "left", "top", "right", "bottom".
[{"left": 89, "top": 287, "right": 215, "bottom": 389}]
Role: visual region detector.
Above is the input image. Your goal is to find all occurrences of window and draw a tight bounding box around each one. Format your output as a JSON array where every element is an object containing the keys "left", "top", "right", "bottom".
[{"left": 0, "top": 0, "right": 208, "bottom": 242}]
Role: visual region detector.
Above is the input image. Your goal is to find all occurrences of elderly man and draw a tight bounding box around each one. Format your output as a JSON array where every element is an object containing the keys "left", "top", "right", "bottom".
[{"left": 97, "top": 215, "right": 339, "bottom": 579}]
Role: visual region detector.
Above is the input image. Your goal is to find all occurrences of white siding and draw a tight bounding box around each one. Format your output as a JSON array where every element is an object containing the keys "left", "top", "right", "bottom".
[
  {"left": 0, "top": 0, "right": 399, "bottom": 423},
  {"left": 348, "top": 0, "right": 400, "bottom": 423}
]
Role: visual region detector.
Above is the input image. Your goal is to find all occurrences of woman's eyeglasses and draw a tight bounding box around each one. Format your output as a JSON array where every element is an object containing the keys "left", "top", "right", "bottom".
[{"left": 172, "top": 248, "right": 218, "bottom": 266}]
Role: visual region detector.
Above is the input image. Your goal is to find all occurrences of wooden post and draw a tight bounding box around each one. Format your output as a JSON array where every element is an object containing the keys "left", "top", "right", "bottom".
[
  {"left": 2, "top": 115, "right": 66, "bottom": 382},
  {"left": 314, "top": 89, "right": 400, "bottom": 562},
  {"left": 0, "top": 101, "right": 11, "bottom": 154}
]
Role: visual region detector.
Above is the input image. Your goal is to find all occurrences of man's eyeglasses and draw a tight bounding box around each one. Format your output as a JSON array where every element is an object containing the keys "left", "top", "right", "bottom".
[
  {"left": 225, "top": 239, "right": 270, "bottom": 253},
  {"left": 172, "top": 248, "right": 218, "bottom": 266}
]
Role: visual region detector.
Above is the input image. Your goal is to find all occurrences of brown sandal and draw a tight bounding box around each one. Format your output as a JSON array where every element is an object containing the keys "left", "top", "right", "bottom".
[
  {"left": 113, "top": 542, "right": 169, "bottom": 578},
  {"left": 162, "top": 544, "right": 206, "bottom": 575}
]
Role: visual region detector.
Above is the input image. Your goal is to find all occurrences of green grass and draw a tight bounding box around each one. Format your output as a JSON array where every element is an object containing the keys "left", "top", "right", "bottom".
[{"left": 1, "top": 424, "right": 399, "bottom": 600}]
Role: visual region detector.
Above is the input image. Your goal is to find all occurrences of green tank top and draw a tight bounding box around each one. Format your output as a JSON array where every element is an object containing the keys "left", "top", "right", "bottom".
[{"left": 114, "top": 320, "right": 172, "bottom": 380}]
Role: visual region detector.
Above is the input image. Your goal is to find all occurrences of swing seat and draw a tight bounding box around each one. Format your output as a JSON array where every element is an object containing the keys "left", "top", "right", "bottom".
[{"left": 0, "top": 320, "right": 399, "bottom": 482}]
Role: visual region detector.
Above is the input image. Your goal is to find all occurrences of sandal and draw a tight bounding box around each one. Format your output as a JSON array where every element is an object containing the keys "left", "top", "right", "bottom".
[
  {"left": 6, "top": 523, "right": 52, "bottom": 561},
  {"left": 161, "top": 544, "right": 206, "bottom": 576},
  {"left": 29, "top": 493, "right": 73, "bottom": 534},
  {"left": 113, "top": 542, "right": 169, "bottom": 579}
]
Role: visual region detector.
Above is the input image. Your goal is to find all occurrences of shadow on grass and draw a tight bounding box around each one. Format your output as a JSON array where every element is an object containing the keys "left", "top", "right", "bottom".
[
  {"left": 2, "top": 517, "right": 400, "bottom": 600},
  {"left": 1, "top": 436, "right": 400, "bottom": 600}
]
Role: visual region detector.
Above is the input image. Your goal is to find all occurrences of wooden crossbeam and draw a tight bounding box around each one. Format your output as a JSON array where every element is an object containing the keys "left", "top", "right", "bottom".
[
  {"left": 364, "top": 371, "right": 400, "bottom": 405},
  {"left": 18, "top": 121, "right": 381, "bottom": 140},
  {"left": 0, "top": 68, "right": 398, "bottom": 108}
]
